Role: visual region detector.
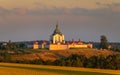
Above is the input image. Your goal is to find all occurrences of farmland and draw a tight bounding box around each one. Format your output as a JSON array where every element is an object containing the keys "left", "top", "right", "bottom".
[{"left": 0, "top": 63, "right": 120, "bottom": 75}]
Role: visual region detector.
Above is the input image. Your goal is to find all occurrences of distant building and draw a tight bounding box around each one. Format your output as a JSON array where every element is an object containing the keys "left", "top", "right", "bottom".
[
  {"left": 48, "top": 23, "right": 92, "bottom": 50},
  {"left": 67, "top": 39, "right": 93, "bottom": 49},
  {"left": 33, "top": 41, "right": 39, "bottom": 49},
  {"left": 40, "top": 40, "right": 49, "bottom": 49},
  {"left": 48, "top": 24, "right": 67, "bottom": 50},
  {"left": 32, "top": 23, "right": 93, "bottom": 50},
  {"left": 50, "top": 24, "right": 65, "bottom": 44}
]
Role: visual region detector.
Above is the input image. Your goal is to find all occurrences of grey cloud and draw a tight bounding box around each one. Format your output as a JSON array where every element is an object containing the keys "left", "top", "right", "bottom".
[
  {"left": 96, "top": 2, "right": 120, "bottom": 8},
  {"left": 0, "top": 7, "right": 67, "bottom": 16},
  {"left": 96, "top": 2, "right": 101, "bottom": 5},
  {"left": 112, "top": 3, "right": 120, "bottom": 6},
  {"left": 96, "top": 2, "right": 112, "bottom": 8},
  {"left": 0, "top": 5, "right": 120, "bottom": 21},
  {"left": 70, "top": 8, "right": 88, "bottom": 15},
  {"left": 0, "top": 7, "right": 10, "bottom": 16},
  {"left": 0, "top": 7, "right": 29, "bottom": 16},
  {"left": 28, "top": 8, "right": 67, "bottom": 15},
  {"left": 71, "top": 8, "right": 120, "bottom": 20},
  {"left": 11, "top": 8, "right": 28, "bottom": 15}
]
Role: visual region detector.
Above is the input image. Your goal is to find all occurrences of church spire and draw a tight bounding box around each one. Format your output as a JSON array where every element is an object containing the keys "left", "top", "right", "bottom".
[
  {"left": 56, "top": 24, "right": 59, "bottom": 32},
  {"left": 56, "top": 21, "right": 59, "bottom": 31}
]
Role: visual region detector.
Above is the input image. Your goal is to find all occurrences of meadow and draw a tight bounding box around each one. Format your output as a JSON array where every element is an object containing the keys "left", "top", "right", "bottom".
[{"left": 0, "top": 63, "right": 120, "bottom": 75}]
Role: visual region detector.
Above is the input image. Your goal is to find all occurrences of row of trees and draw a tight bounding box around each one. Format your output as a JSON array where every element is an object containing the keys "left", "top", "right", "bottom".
[
  {"left": 1, "top": 54, "right": 119, "bottom": 70},
  {"left": 54, "top": 54, "right": 120, "bottom": 70},
  {"left": 0, "top": 40, "right": 27, "bottom": 50}
]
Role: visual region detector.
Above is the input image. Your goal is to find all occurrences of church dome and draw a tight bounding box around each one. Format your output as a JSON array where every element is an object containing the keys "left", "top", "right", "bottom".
[
  {"left": 53, "top": 24, "right": 62, "bottom": 35},
  {"left": 50, "top": 24, "right": 65, "bottom": 44}
]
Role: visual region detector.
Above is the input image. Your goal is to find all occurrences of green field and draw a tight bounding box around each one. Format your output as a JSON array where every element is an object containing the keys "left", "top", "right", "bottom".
[{"left": 0, "top": 63, "right": 119, "bottom": 75}]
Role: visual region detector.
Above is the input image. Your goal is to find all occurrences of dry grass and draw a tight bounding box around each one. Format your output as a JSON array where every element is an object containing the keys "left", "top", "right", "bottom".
[
  {"left": 0, "top": 66, "right": 63, "bottom": 75},
  {"left": 0, "top": 63, "right": 120, "bottom": 75},
  {"left": 11, "top": 49, "right": 113, "bottom": 62}
]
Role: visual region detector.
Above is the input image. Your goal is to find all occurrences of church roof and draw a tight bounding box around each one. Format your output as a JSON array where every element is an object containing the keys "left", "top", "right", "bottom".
[{"left": 53, "top": 24, "right": 62, "bottom": 35}]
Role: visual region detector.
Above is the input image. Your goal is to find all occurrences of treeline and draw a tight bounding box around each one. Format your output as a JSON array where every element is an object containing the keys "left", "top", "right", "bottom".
[
  {"left": 0, "top": 53, "right": 120, "bottom": 70},
  {"left": 110, "top": 45, "right": 120, "bottom": 52},
  {"left": 0, "top": 40, "right": 28, "bottom": 50},
  {"left": 54, "top": 54, "right": 120, "bottom": 70}
]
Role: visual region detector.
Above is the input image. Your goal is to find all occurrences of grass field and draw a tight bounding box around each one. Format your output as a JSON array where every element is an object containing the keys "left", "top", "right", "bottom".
[{"left": 0, "top": 63, "right": 120, "bottom": 75}]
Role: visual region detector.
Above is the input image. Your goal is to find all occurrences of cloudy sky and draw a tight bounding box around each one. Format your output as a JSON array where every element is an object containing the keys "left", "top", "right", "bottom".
[{"left": 0, "top": 0, "right": 120, "bottom": 42}]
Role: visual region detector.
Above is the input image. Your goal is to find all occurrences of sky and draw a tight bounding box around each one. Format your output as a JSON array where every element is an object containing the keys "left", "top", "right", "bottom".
[{"left": 0, "top": 0, "right": 120, "bottom": 42}]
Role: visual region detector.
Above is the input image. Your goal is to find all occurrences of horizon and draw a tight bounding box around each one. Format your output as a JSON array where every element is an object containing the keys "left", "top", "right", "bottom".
[{"left": 0, "top": 0, "right": 120, "bottom": 42}]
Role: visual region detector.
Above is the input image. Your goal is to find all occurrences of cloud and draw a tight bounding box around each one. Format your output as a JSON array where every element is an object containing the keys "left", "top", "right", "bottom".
[
  {"left": 96, "top": 2, "right": 101, "bottom": 5},
  {"left": 69, "top": 7, "right": 120, "bottom": 21},
  {"left": 96, "top": 2, "right": 114, "bottom": 9},
  {"left": 112, "top": 3, "right": 120, "bottom": 6},
  {"left": 28, "top": 7, "right": 67, "bottom": 15},
  {"left": 96, "top": 2, "right": 120, "bottom": 12},
  {"left": 0, "top": 6, "right": 68, "bottom": 16},
  {"left": 12, "top": 8, "right": 28, "bottom": 15},
  {"left": 111, "top": 3, "right": 120, "bottom": 12},
  {"left": 0, "top": 7, "right": 29, "bottom": 16},
  {"left": 0, "top": 5, "right": 120, "bottom": 21},
  {"left": 0, "top": 7, "right": 10, "bottom": 16}
]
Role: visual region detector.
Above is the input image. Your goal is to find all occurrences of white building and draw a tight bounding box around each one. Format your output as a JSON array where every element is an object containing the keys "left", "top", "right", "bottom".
[{"left": 50, "top": 24, "right": 65, "bottom": 44}]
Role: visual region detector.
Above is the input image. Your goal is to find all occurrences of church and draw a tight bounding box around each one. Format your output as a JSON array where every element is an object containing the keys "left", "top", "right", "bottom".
[
  {"left": 33, "top": 23, "right": 93, "bottom": 50},
  {"left": 50, "top": 24, "right": 65, "bottom": 44},
  {"left": 49, "top": 24, "right": 68, "bottom": 50}
]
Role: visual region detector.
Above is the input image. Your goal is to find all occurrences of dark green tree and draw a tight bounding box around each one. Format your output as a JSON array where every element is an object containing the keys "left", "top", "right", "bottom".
[
  {"left": 100, "top": 35, "right": 109, "bottom": 49},
  {"left": 18, "top": 43, "right": 27, "bottom": 49},
  {"left": 5, "top": 40, "right": 18, "bottom": 50},
  {"left": 86, "top": 56, "right": 98, "bottom": 68}
]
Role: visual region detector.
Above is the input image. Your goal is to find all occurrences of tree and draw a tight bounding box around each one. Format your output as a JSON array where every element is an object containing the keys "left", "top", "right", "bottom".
[
  {"left": 86, "top": 56, "right": 98, "bottom": 68},
  {"left": 6, "top": 40, "right": 18, "bottom": 50},
  {"left": 105, "top": 55, "right": 116, "bottom": 69},
  {"left": 18, "top": 43, "right": 27, "bottom": 49},
  {"left": 100, "top": 35, "right": 109, "bottom": 49}
]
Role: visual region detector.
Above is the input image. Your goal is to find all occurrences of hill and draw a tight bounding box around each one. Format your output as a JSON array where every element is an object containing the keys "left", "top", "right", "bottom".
[{"left": 11, "top": 49, "right": 114, "bottom": 62}]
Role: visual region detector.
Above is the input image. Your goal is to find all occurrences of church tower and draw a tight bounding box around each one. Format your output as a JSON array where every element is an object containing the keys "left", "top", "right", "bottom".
[{"left": 50, "top": 24, "right": 65, "bottom": 44}]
